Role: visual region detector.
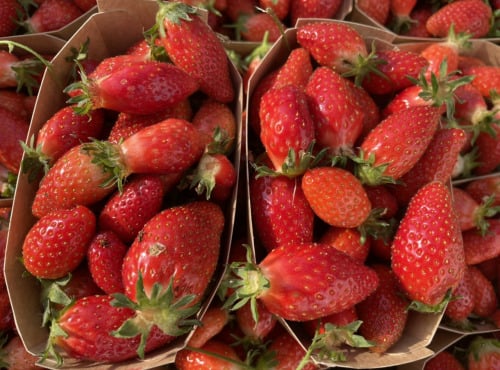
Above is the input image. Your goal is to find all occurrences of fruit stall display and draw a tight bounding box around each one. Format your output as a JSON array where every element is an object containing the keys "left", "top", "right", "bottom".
[{"left": 0, "top": 0, "right": 499, "bottom": 369}]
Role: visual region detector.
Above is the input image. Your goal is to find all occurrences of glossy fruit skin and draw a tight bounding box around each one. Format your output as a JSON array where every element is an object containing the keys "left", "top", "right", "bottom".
[
  {"left": 0, "top": 106, "right": 29, "bottom": 173},
  {"left": 25, "top": 0, "right": 83, "bottom": 33},
  {"left": 463, "top": 220, "right": 500, "bottom": 265},
  {"left": 258, "top": 242, "right": 379, "bottom": 321},
  {"left": 0, "top": 0, "right": 20, "bottom": 36},
  {"left": 22, "top": 205, "right": 96, "bottom": 279},
  {"left": 391, "top": 181, "right": 465, "bottom": 306},
  {"left": 175, "top": 340, "right": 243, "bottom": 369},
  {"left": 55, "top": 295, "right": 172, "bottom": 362},
  {"left": 266, "top": 330, "right": 318, "bottom": 370},
  {"left": 425, "top": 350, "right": 465, "bottom": 370}
]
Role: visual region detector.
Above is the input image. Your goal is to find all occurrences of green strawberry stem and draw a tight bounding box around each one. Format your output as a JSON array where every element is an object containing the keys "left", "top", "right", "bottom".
[
  {"left": 351, "top": 150, "right": 398, "bottom": 187},
  {"left": 407, "top": 289, "right": 452, "bottom": 314},
  {"left": 64, "top": 60, "right": 94, "bottom": 116},
  {"left": 111, "top": 274, "right": 201, "bottom": 359},
  {"left": 341, "top": 41, "right": 388, "bottom": 87},
  {"left": 38, "top": 274, "right": 73, "bottom": 327},
  {"left": 357, "top": 208, "right": 397, "bottom": 245},
  {"left": 20, "top": 135, "right": 52, "bottom": 182},
  {"left": 473, "top": 195, "right": 500, "bottom": 236}
]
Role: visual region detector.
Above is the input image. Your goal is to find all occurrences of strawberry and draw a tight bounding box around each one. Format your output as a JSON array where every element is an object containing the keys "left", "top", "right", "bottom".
[
  {"left": 462, "top": 65, "right": 500, "bottom": 100},
  {"left": 235, "top": 299, "right": 277, "bottom": 343},
  {"left": 98, "top": 174, "right": 167, "bottom": 244},
  {"left": 468, "top": 336, "right": 500, "bottom": 370},
  {"left": 22, "top": 205, "right": 96, "bottom": 279},
  {"left": 473, "top": 122, "right": 500, "bottom": 176},
  {"left": 302, "top": 166, "right": 372, "bottom": 228},
  {"left": 463, "top": 219, "right": 500, "bottom": 265},
  {"left": 273, "top": 47, "right": 314, "bottom": 91},
  {"left": 49, "top": 295, "right": 173, "bottom": 363},
  {"left": 469, "top": 266, "right": 498, "bottom": 318},
  {"left": 452, "top": 187, "right": 500, "bottom": 234},
  {"left": 0, "top": 0, "right": 21, "bottom": 36},
  {"left": 66, "top": 59, "right": 199, "bottom": 115},
  {"left": 87, "top": 230, "right": 128, "bottom": 295},
  {"left": 156, "top": 2, "right": 235, "bottom": 103},
  {"left": 223, "top": 242, "right": 379, "bottom": 321},
  {"left": 465, "top": 176, "right": 500, "bottom": 206},
  {"left": 0, "top": 106, "right": 29, "bottom": 173},
  {"left": 356, "top": 0, "right": 390, "bottom": 25},
  {"left": 0, "top": 335, "right": 38, "bottom": 370},
  {"left": 23, "top": 0, "right": 83, "bottom": 33},
  {"left": 259, "top": 0, "right": 290, "bottom": 20},
  {"left": 187, "top": 305, "right": 230, "bottom": 348},
  {"left": 363, "top": 184, "right": 399, "bottom": 219},
  {"left": 388, "top": 0, "right": 417, "bottom": 33},
  {"left": 289, "top": 0, "right": 343, "bottom": 26},
  {"left": 236, "top": 12, "right": 284, "bottom": 42},
  {"left": 354, "top": 106, "right": 441, "bottom": 186},
  {"left": 21, "top": 105, "right": 105, "bottom": 181},
  {"left": 356, "top": 264, "right": 408, "bottom": 353},
  {"left": 303, "top": 306, "right": 358, "bottom": 337},
  {"left": 72, "top": 0, "right": 97, "bottom": 12},
  {"left": 248, "top": 69, "right": 278, "bottom": 137},
  {"left": 0, "top": 287, "right": 13, "bottom": 333},
  {"left": 116, "top": 201, "right": 224, "bottom": 356},
  {"left": 401, "top": 5, "right": 433, "bottom": 38},
  {"left": 391, "top": 181, "right": 465, "bottom": 308},
  {"left": 305, "top": 66, "right": 364, "bottom": 155},
  {"left": 32, "top": 118, "right": 205, "bottom": 218},
  {"left": 225, "top": 0, "right": 256, "bottom": 22},
  {"left": 241, "top": 32, "right": 272, "bottom": 92},
  {"left": 425, "top": 0, "right": 493, "bottom": 38},
  {"left": 0, "top": 89, "right": 35, "bottom": 119},
  {"left": 444, "top": 265, "right": 475, "bottom": 325},
  {"left": 425, "top": 350, "right": 465, "bottom": 370},
  {"left": 175, "top": 339, "right": 244, "bottom": 369},
  {"left": 319, "top": 226, "right": 370, "bottom": 262},
  {"left": 249, "top": 171, "right": 314, "bottom": 252},
  {"left": 258, "top": 84, "right": 316, "bottom": 176}
]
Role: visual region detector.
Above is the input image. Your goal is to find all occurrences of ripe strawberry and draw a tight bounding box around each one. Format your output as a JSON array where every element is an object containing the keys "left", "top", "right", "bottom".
[
  {"left": 463, "top": 219, "right": 500, "bottom": 265},
  {"left": 87, "top": 230, "right": 128, "bottom": 295},
  {"left": 319, "top": 226, "right": 370, "bottom": 262},
  {"left": 250, "top": 171, "right": 314, "bottom": 252},
  {"left": 72, "top": 0, "right": 97, "bottom": 12},
  {"left": 465, "top": 176, "right": 500, "bottom": 206},
  {"left": 473, "top": 122, "right": 500, "bottom": 176},
  {"left": 469, "top": 266, "right": 498, "bottom": 318},
  {"left": 236, "top": 299, "right": 277, "bottom": 343},
  {"left": 444, "top": 265, "right": 475, "bottom": 325},
  {"left": 0, "top": 335, "right": 38, "bottom": 370},
  {"left": 425, "top": 350, "right": 465, "bottom": 370},
  {"left": 248, "top": 69, "right": 278, "bottom": 137},
  {"left": 0, "top": 89, "right": 35, "bottom": 119},
  {"left": 22, "top": 205, "right": 96, "bottom": 279},
  {"left": 468, "top": 336, "right": 500, "bottom": 370},
  {"left": 402, "top": 5, "right": 433, "bottom": 37},
  {"left": 156, "top": 2, "right": 234, "bottom": 103},
  {"left": 392, "top": 181, "right": 465, "bottom": 308},
  {"left": 117, "top": 201, "right": 224, "bottom": 355},
  {"left": 187, "top": 305, "right": 230, "bottom": 348},
  {"left": 225, "top": 0, "right": 256, "bottom": 22},
  {"left": 175, "top": 339, "right": 244, "bottom": 369},
  {"left": 241, "top": 32, "right": 272, "bottom": 92},
  {"left": 259, "top": 0, "right": 290, "bottom": 20},
  {"left": 32, "top": 118, "right": 205, "bottom": 218},
  {"left": 0, "top": 106, "right": 29, "bottom": 173},
  {"left": 224, "top": 242, "right": 379, "bottom": 321},
  {"left": 363, "top": 185, "right": 399, "bottom": 219},
  {"left": 0, "top": 287, "right": 13, "bottom": 333},
  {"left": 66, "top": 59, "right": 199, "bottom": 115},
  {"left": 0, "top": 0, "right": 21, "bottom": 36},
  {"left": 388, "top": 0, "right": 417, "bottom": 33},
  {"left": 305, "top": 67, "right": 364, "bottom": 154},
  {"left": 462, "top": 65, "right": 500, "bottom": 100},
  {"left": 50, "top": 295, "right": 172, "bottom": 363},
  {"left": 303, "top": 306, "right": 358, "bottom": 337},
  {"left": 356, "top": 0, "right": 390, "bottom": 25},
  {"left": 452, "top": 187, "right": 500, "bottom": 234},
  {"left": 21, "top": 105, "right": 105, "bottom": 180},
  {"left": 290, "top": 0, "right": 343, "bottom": 26},
  {"left": 98, "top": 174, "right": 167, "bottom": 244},
  {"left": 237, "top": 12, "right": 284, "bottom": 42},
  {"left": 273, "top": 47, "right": 314, "bottom": 91},
  {"left": 356, "top": 264, "right": 408, "bottom": 353},
  {"left": 258, "top": 84, "right": 316, "bottom": 175},
  {"left": 24, "top": 0, "right": 83, "bottom": 33},
  {"left": 355, "top": 106, "right": 441, "bottom": 186},
  {"left": 426, "top": 0, "right": 493, "bottom": 38},
  {"left": 302, "top": 166, "right": 372, "bottom": 228}
]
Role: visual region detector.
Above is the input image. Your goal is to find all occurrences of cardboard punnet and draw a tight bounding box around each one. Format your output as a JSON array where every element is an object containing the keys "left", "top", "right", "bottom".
[
  {"left": 245, "top": 19, "right": 446, "bottom": 369},
  {"left": 4, "top": 1, "right": 243, "bottom": 368}
]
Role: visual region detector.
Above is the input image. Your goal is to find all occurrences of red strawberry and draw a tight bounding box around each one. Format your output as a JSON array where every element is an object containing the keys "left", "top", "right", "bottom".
[
  {"left": 22, "top": 205, "right": 96, "bottom": 279},
  {"left": 259, "top": 0, "right": 290, "bottom": 20},
  {"left": 425, "top": 350, "right": 465, "bottom": 370},
  {"left": 0, "top": 287, "right": 14, "bottom": 333},
  {"left": 468, "top": 336, "right": 500, "bottom": 370},
  {"left": 156, "top": 2, "right": 234, "bottom": 103},
  {"left": 402, "top": 5, "right": 433, "bottom": 38},
  {"left": 388, "top": 0, "right": 417, "bottom": 33},
  {"left": 302, "top": 166, "right": 372, "bottom": 228},
  {"left": 237, "top": 12, "right": 284, "bottom": 42},
  {"left": 187, "top": 305, "right": 230, "bottom": 348},
  {"left": 248, "top": 69, "right": 278, "bottom": 136},
  {"left": 51, "top": 295, "right": 172, "bottom": 362},
  {"left": 224, "top": 242, "right": 379, "bottom": 321},
  {"left": 0, "top": 89, "right": 35, "bottom": 119},
  {"left": 465, "top": 176, "right": 500, "bottom": 206},
  {"left": 98, "top": 174, "right": 167, "bottom": 244},
  {"left": 0, "top": 106, "right": 29, "bottom": 173},
  {"left": 0, "top": 0, "right": 21, "bottom": 36},
  {"left": 356, "top": 264, "right": 408, "bottom": 353},
  {"left": 425, "top": 0, "right": 493, "bottom": 38},
  {"left": 87, "top": 230, "right": 128, "bottom": 294},
  {"left": 363, "top": 185, "right": 399, "bottom": 219},
  {"left": 235, "top": 300, "right": 277, "bottom": 343},
  {"left": 66, "top": 59, "right": 199, "bottom": 115},
  {"left": 356, "top": 0, "right": 390, "bottom": 25},
  {"left": 463, "top": 219, "right": 500, "bottom": 265},
  {"left": 21, "top": 105, "right": 105, "bottom": 180},
  {"left": 72, "top": 0, "right": 97, "bottom": 12},
  {"left": 355, "top": 106, "right": 441, "bottom": 186},
  {"left": 391, "top": 181, "right": 465, "bottom": 307},
  {"left": 305, "top": 66, "right": 364, "bottom": 154},
  {"left": 444, "top": 265, "right": 475, "bottom": 325},
  {"left": 260, "top": 330, "right": 318, "bottom": 369},
  {"left": 24, "top": 0, "right": 83, "bottom": 33},
  {"left": 175, "top": 339, "right": 244, "bottom": 369},
  {"left": 303, "top": 306, "right": 358, "bottom": 337},
  {"left": 473, "top": 121, "right": 500, "bottom": 176},
  {"left": 241, "top": 32, "right": 272, "bottom": 92},
  {"left": 319, "top": 226, "right": 370, "bottom": 262},
  {"left": 452, "top": 187, "right": 499, "bottom": 234},
  {"left": 462, "top": 65, "right": 500, "bottom": 100},
  {"left": 32, "top": 118, "right": 205, "bottom": 218},
  {"left": 250, "top": 171, "right": 314, "bottom": 252},
  {"left": 290, "top": 0, "right": 343, "bottom": 26},
  {"left": 0, "top": 335, "right": 38, "bottom": 370},
  {"left": 273, "top": 47, "right": 314, "bottom": 91},
  {"left": 258, "top": 84, "right": 316, "bottom": 175},
  {"left": 469, "top": 266, "right": 498, "bottom": 318},
  {"left": 225, "top": 0, "right": 256, "bottom": 22},
  {"left": 57, "top": 263, "right": 103, "bottom": 303}
]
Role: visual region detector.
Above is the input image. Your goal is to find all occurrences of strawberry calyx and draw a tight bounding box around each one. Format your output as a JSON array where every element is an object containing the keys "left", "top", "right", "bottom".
[
  {"left": 64, "top": 61, "right": 94, "bottom": 116},
  {"left": 341, "top": 43, "right": 388, "bottom": 87},
  {"left": 357, "top": 208, "right": 398, "bottom": 245},
  {"left": 471, "top": 195, "right": 500, "bottom": 236},
  {"left": 407, "top": 289, "right": 452, "bottom": 314},
  {"left": 0, "top": 171, "right": 16, "bottom": 198},
  {"left": 20, "top": 135, "right": 51, "bottom": 182},
  {"left": 38, "top": 274, "right": 73, "bottom": 327},
  {"left": 111, "top": 274, "right": 201, "bottom": 359},
  {"left": 243, "top": 31, "right": 272, "bottom": 71},
  {"left": 469, "top": 336, "right": 500, "bottom": 363},
  {"left": 351, "top": 150, "right": 397, "bottom": 187},
  {"left": 155, "top": 0, "right": 198, "bottom": 40}
]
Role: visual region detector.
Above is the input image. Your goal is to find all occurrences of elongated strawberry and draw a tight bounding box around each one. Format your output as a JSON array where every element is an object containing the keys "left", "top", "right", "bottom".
[
  {"left": 66, "top": 59, "right": 199, "bottom": 115},
  {"left": 223, "top": 242, "right": 379, "bottom": 321},
  {"left": 32, "top": 118, "right": 204, "bottom": 218},
  {"left": 302, "top": 166, "right": 372, "bottom": 228},
  {"left": 115, "top": 201, "right": 224, "bottom": 357},
  {"left": 444, "top": 265, "right": 475, "bottom": 326},
  {"left": 156, "top": 2, "right": 234, "bottom": 103},
  {"left": 305, "top": 66, "right": 364, "bottom": 155},
  {"left": 462, "top": 65, "right": 500, "bottom": 100},
  {"left": 23, "top": 0, "right": 83, "bottom": 33},
  {"left": 187, "top": 305, "right": 230, "bottom": 348},
  {"left": 465, "top": 176, "right": 500, "bottom": 206},
  {"left": 48, "top": 295, "right": 173, "bottom": 364},
  {"left": 452, "top": 187, "right": 500, "bottom": 234},
  {"left": 469, "top": 266, "right": 497, "bottom": 318},
  {"left": 463, "top": 219, "right": 500, "bottom": 265},
  {"left": 0, "top": 106, "right": 29, "bottom": 173},
  {"left": 391, "top": 181, "right": 465, "bottom": 308},
  {"left": 273, "top": 47, "right": 314, "bottom": 91},
  {"left": 22, "top": 205, "right": 96, "bottom": 279},
  {"left": 354, "top": 105, "right": 441, "bottom": 186}
]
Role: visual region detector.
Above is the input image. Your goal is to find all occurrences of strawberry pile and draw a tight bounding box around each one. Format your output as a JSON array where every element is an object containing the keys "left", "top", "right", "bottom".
[
  {"left": 12, "top": 2, "right": 240, "bottom": 366},
  {"left": 228, "top": 19, "right": 500, "bottom": 366},
  {"left": 0, "top": 0, "right": 96, "bottom": 36},
  {"left": 355, "top": 0, "right": 499, "bottom": 39}
]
